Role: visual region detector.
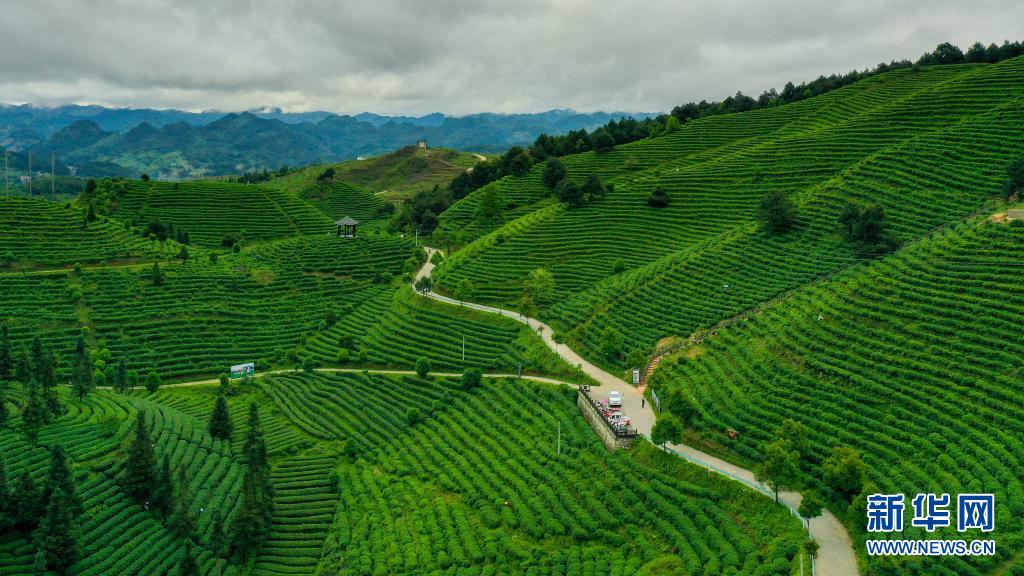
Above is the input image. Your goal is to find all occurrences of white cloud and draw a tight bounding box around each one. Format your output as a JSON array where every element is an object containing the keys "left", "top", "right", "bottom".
[{"left": 0, "top": 0, "right": 1021, "bottom": 115}]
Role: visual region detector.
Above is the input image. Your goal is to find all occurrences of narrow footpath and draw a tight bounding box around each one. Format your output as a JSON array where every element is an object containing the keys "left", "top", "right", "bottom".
[{"left": 415, "top": 247, "right": 859, "bottom": 576}]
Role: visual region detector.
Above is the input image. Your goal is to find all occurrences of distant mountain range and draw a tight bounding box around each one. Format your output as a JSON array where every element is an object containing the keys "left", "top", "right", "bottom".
[{"left": 0, "top": 104, "right": 657, "bottom": 179}]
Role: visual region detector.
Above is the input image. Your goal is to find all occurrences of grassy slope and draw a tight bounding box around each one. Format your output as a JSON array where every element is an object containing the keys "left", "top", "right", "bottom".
[
  {"left": 433, "top": 58, "right": 1024, "bottom": 368},
  {"left": 652, "top": 218, "right": 1024, "bottom": 575},
  {"left": 0, "top": 196, "right": 177, "bottom": 267},
  {"left": 274, "top": 145, "right": 480, "bottom": 202}
]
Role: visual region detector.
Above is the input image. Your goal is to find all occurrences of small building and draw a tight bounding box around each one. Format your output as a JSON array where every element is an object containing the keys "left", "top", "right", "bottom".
[
  {"left": 416, "top": 139, "right": 427, "bottom": 150},
  {"left": 335, "top": 216, "right": 359, "bottom": 238},
  {"left": 19, "top": 175, "right": 31, "bottom": 184}
]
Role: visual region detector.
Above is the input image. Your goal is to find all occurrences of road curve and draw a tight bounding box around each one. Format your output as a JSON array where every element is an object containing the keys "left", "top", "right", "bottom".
[{"left": 415, "top": 247, "right": 859, "bottom": 576}]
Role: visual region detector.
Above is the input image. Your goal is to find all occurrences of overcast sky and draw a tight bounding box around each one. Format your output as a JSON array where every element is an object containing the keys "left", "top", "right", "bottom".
[{"left": 1, "top": 0, "right": 1021, "bottom": 116}]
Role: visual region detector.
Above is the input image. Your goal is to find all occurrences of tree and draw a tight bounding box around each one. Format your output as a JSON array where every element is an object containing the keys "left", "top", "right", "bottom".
[
  {"left": 598, "top": 327, "right": 624, "bottom": 359},
  {"left": 169, "top": 466, "right": 195, "bottom": 537},
  {"left": 177, "top": 541, "right": 200, "bottom": 576},
  {"left": 405, "top": 407, "right": 422, "bottom": 426},
  {"left": 474, "top": 188, "right": 506, "bottom": 228},
  {"left": 12, "top": 470, "right": 42, "bottom": 530},
  {"left": 581, "top": 174, "right": 606, "bottom": 202},
  {"left": 0, "top": 459, "right": 10, "bottom": 531},
  {"left": 664, "top": 388, "right": 700, "bottom": 426},
  {"left": 647, "top": 187, "right": 670, "bottom": 207},
  {"left": 799, "top": 491, "right": 824, "bottom": 519},
  {"left": 453, "top": 278, "right": 475, "bottom": 301},
  {"left": 650, "top": 415, "right": 684, "bottom": 450},
  {"left": 822, "top": 446, "right": 866, "bottom": 498},
  {"left": 152, "top": 262, "right": 164, "bottom": 286},
  {"left": 838, "top": 202, "right": 897, "bottom": 257},
  {"left": 123, "top": 411, "right": 157, "bottom": 503},
  {"left": 1004, "top": 158, "right": 1024, "bottom": 199},
  {"left": 415, "top": 356, "right": 431, "bottom": 378},
  {"left": 208, "top": 395, "right": 232, "bottom": 440},
  {"left": 590, "top": 128, "right": 616, "bottom": 153},
  {"left": 758, "top": 191, "right": 797, "bottom": 234},
  {"left": 36, "top": 484, "right": 78, "bottom": 574},
  {"left": 0, "top": 400, "right": 8, "bottom": 430},
  {"left": 71, "top": 335, "right": 93, "bottom": 401},
  {"left": 177, "top": 246, "right": 189, "bottom": 262},
  {"left": 0, "top": 322, "right": 11, "bottom": 381},
  {"left": 210, "top": 512, "right": 228, "bottom": 558},
  {"left": 233, "top": 404, "right": 273, "bottom": 559},
  {"left": 36, "top": 342, "right": 59, "bottom": 415},
  {"left": 966, "top": 41, "right": 987, "bottom": 63},
  {"left": 542, "top": 158, "right": 567, "bottom": 190},
  {"left": 21, "top": 379, "right": 48, "bottom": 445},
  {"left": 414, "top": 275, "right": 433, "bottom": 293},
  {"left": 218, "top": 373, "right": 230, "bottom": 395},
  {"left": 243, "top": 403, "right": 273, "bottom": 520},
  {"left": 43, "top": 445, "right": 82, "bottom": 518},
  {"left": 461, "top": 367, "right": 483, "bottom": 390},
  {"left": 523, "top": 268, "right": 555, "bottom": 306},
  {"left": 775, "top": 418, "right": 810, "bottom": 459},
  {"left": 755, "top": 438, "right": 800, "bottom": 502},
  {"left": 151, "top": 455, "right": 173, "bottom": 518},
  {"left": 145, "top": 370, "right": 161, "bottom": 393},
  {"left": 115, "top": 356, "right": 129, "bottom": 393},
  {"left": 555, "top": 179, "right": 585, "bottom": 207}
]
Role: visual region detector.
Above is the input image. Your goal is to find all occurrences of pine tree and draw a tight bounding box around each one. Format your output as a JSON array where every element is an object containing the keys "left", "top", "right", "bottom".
[
  {"left": 145, "top": 370, "right": 162, "bottom": 393},
  {"left": 244, "top": 403, "right": 274, "bottom": 520},
  {"left": 230, "top": 469, "right": 269, "bottom": 560},
  {"left": 13, "top": 470, "right": 42, "bottom": 530},
  {"left": 177, "top": 540, "right": 200, "bottom": 576},
  {"left": 169, "top": 466, "right": 195, "bottom": 537},
  {"left": 0, "top": 458, "right": 11, "bottom": 531},
  {"left": 38, "top": 343, "right": 59, "bottom": 416},
  {"left": 43, "top": 445, "right": 83, "bottom": 518},
  {"left": 151, "top": 455, "right": 173, "bottom": 518},
  {"left": 71, "top": 335, "right": 93, "bottom": 401},
  {"left": 0, "top": 321, "right": 11, "bottom": 382},
  {"left": 13, "top": 346, "right": 31, "bottom": 386},
  {"left": 115, "top": 356, "right": 129, "bottom": 393},
  {"left": 208, "top": 395, "right": 232, "bottom": 440},
  {"left": 21, "top": 379, "right": 48, "bottom": 445},
  {"left": 210, "top": 511, "right": 227, "bottom": 558},
  {"left": 0, "top": 400, "right": 8, "bottom": 430},
  {"left": 152, "top": 262, "right": 164, "bottom": 286},
  {"left": 123, "top": 411, "right": 157, "bottom": 503},
  {"left": 36, "top": 484, "right": 78, "bottom": 575}
]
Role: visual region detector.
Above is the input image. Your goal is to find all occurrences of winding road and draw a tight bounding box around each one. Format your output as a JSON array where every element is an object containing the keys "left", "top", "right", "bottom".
[{"left": 415, "top": 247, "right": 859, "bottom": 576}]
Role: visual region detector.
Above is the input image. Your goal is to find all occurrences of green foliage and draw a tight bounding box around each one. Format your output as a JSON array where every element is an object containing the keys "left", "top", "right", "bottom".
[
  {"left": 208, "top": 395, "right": 232, "bottom": 439},
  {"left": 460, "top": 367, "right": 483, "bottom": 390},
  {"left": 72, "top": 334, "right": 93, "bottom": 400},
  {"left": 522, "top": 267, "right": 555, "bottom": 306},
  {"left": 1005, "top": 157, "right": 1024, "bottom": 199},
  {"left": 647, "top": 186, "right": 670, "bottom": 208},
  {"left": 123, "top": 411, "right": 156, "bottom": 502},
  {"left": 838, "top": 201, "right": 898, "bottom": 257},
  {"left": 590, "top": 128, "right": 616, "bottom": 153},
  {"left": 599, "top": 327, "right": 624, "bottom": 360},
  {"left": 405, "top": 406, "right": 422, "bottom": 426},
  {"left": 758, "top": 190, "right": 797, "bottom": 234},
  {"left": 651, "top": 415, "right": 684, "bottom": 448},
  {"left": 151, "top": 262, "right": 164, "bottom": 286},
  {"left": 798, "top": 492, "right": 824, "bottom": 519},
  {"left": 755, "top": 438, "right": 800, "bottom": 502},
  {"left": 145, "top": 370, "right": 161, "bottom": 393},
  {"left": 555, "top": 178, "right": 585, "bottom": 207},
  {"left": 177, "top": 541, "right": 199, "bottom": 576},
  {"left": 822, "top": 446, "right": 866, "bottom": 498},
  {"left": 169, "top": 466, "right": 196, "bottom": 537},
  {"left": 542, "top": 158, "right": 567, "bottom": 190},
  {"left": 415, "top": 356, "right": 431, "bottom": 377}
]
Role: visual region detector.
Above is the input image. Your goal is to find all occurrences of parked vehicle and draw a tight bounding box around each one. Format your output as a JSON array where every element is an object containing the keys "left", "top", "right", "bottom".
[{"left": 608, "top": 391, "right": 622, "bottom": 407}]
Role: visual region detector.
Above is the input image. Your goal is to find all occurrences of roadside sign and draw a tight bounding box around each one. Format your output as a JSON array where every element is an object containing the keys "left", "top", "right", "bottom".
[
  {"left": 632, "top": 368, "right": 640, "bottom": 385},
  {"left": 230, "top": 362, "right": 255, "bottom": 379}
]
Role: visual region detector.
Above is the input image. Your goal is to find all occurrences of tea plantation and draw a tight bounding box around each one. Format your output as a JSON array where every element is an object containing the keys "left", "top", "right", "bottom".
[{"left": 649, "top": 219, "right": 1024, "bottom": 576}]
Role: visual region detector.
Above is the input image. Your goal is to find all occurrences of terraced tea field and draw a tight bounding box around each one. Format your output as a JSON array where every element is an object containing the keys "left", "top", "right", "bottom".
[
  {"left": 435, "top": 58, "right": 1024, "bottom": 370},
  {"left": 651, "top": 219, "right": 1024, "bottom": 575},
  {"left": 110, "top": 180, "right": 335, "bottom": 246},
  {"left": 0, "top": 196, "right": 173, "bottom": 267}
]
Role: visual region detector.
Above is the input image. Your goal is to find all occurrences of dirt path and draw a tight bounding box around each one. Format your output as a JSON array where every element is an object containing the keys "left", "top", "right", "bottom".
[
  {"left": 415, "top": 247, "right": 858, "bottom": 576},
  {"left": 139, "top": 367, "right": 572, "bottom": 389}
]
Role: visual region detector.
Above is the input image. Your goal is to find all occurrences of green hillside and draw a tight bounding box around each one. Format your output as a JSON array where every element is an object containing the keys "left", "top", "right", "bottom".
[
  {"left": 434, "top": 58, "right": 1024, "bottom": 367},
  {"left": 103, "top": 179, "right": 336, "bottom": 247},
  {"left": 0, "top": 196, "right": 176, "bottom": 268},
  {"left": 650, "top": 217, "right": 1024, "bottom": 575}
]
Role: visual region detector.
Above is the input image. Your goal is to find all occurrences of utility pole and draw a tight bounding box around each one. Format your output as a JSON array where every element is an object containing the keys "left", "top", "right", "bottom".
[
  {"left": 27, "top": 152, "right": 32, "bottom": 196},
  {"left": 557, "top": 421, "right": 561, "bottom": 456},
  {"left": 50, "top": 152, "right": 55, "bottom": 201},
  {"left": 462, "top": 334, "right": 465, "bottom": 361}
]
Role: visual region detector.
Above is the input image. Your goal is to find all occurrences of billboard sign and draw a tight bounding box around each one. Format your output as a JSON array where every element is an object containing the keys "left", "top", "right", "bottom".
[{"left": 230, "top": 362, "right": 255, "bottom": 379}]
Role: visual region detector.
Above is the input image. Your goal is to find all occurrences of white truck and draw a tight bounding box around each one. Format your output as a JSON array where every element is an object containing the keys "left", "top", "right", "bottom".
[{"left": 608, "top": 390, "right": 622, "bottom": 407}]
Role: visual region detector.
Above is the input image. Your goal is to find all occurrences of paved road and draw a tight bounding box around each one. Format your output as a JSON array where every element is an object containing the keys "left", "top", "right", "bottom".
[
  {"left": 416, "top": 247, "right": 858, "bottom": 576},
  {"left": 147, "top": 368, "right": 574, "bottom": 389}
]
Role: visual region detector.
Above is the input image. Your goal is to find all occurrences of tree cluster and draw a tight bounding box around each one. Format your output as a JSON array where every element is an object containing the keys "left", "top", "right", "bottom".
[
  {"left": 230, "top": 403, "right": 275, "bottom": 560},
  {"left": 0, "top": 445, "right": 83, "bottom": 575},
  {"left": 838, "top": 202, "right": 899, "bottom": 258},
  {"left": 1004, "top": 158, "right": 1024, "bottom": 200},
  {"left": 1, "top": 325, "right": 65, "bottom": 444},
  {"left": 758, "top": 191, "right": 798, "bottom": 234}
]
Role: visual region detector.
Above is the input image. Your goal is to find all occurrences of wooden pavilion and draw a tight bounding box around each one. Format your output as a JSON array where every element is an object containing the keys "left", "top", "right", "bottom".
[{"left": 336, "top": 216, "right": 359, "bottom": 238}]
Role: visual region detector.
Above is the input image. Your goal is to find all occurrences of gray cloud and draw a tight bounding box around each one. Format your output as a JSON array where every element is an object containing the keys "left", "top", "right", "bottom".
[{"left": 0, "top": 0, "right": 1021, "bottom": 115}]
